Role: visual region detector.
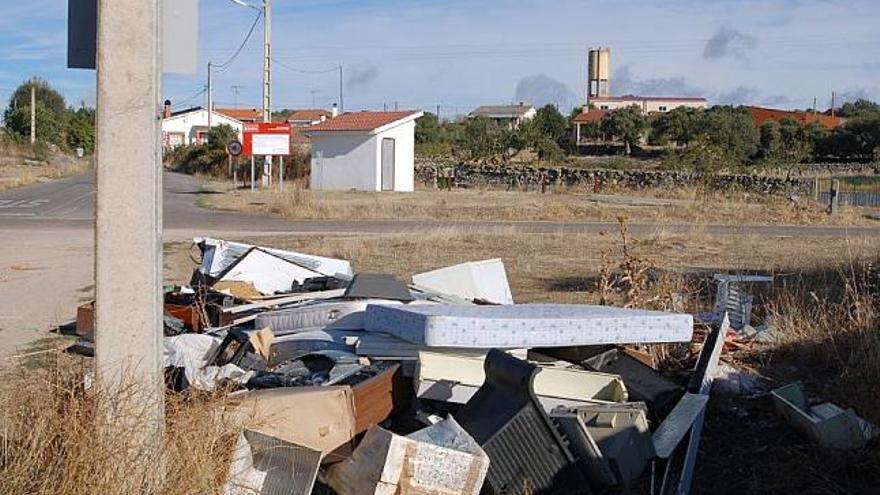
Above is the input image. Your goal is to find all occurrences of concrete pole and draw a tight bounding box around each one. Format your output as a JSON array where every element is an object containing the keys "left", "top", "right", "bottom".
[
  {"left": 94, "top": 0, "right": 164, "bottom": 465},
  {"left": 279, "top": 155, "right": 284, "bottom": 192},
  {"left": 251, "top": 155, "right": 256, "bottom": 191},
  {"left": 261, "top": 0, "right": 272, "bottom": 123},
  {"left": 29, "top": 85, "right": 36, "bottom": 144},
  {"left": 207, "top": 61, "right": 213, "bottom": 129}
]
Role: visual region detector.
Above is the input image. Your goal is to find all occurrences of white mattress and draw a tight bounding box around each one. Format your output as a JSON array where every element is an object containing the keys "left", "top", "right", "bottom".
[
  {"left": 256, "top": 300, "right": 401, "bottom": 335},
  {"left": 364, "top": 304, "right": 694, "bottom": 348}
]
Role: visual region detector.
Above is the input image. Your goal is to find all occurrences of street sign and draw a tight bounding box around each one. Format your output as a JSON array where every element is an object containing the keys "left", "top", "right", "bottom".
[
  {"left": 243, "top": 122, "right": 291, "bottom": 156},
  {"left": 227, "top": 140, "right": 243, "bottom": 157},
  {"left": 67, "top": 0, "right": 199, "bottom": 74}
]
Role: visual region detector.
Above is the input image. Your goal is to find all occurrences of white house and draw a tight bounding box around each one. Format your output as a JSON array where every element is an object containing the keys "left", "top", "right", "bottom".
[
  {"left": 161, "top": 102, "right": 244, "bottom": 148},
  {"left": 468, "top": 104, "right": 537, "bottom": 129},
  {"left": 305, "top": 110, "right": 423, "bottom": 192},
  {"left": 588, "top": 95, "right": 707, "bottom": 113}
]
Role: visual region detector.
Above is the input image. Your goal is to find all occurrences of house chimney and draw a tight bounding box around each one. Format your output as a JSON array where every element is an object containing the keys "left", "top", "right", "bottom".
[
  {"left": 331, "top": 103, "right": 339, "bottom": 118},
  {"left": 163, "top": 99, "right": 172, "bottom": 119}
]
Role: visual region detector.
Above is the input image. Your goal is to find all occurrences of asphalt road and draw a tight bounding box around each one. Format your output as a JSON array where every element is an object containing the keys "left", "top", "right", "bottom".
[{"left": 2, "top": 171, "right": 879, "bottom": 360}]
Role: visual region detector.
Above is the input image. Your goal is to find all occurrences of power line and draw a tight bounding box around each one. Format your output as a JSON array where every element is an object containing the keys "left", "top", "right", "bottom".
[
  {"left": 214, "top": 9, "right": 263, "bottom": 72},
  {"left": 172, "top": 87, "right": 207, "bottom": 108},
  {"left": 271, "top": 58, "right": 340, "bottom": 75}
]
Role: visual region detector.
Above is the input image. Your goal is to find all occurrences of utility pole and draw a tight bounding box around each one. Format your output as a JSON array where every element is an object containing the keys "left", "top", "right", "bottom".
[
  {"left": 311, "top": 90, "right": 317, "bottom": 109},
  {"left": 831, "top": 91, "right": 836, "bottom": 119},
  {"left": 94, "top": 0, "right": 164, "bottom": 476},
  {"left": 339, "top": 65, "right": 344, "bottom": 113},
  {"left": 436, "top": 104, "right": 441, "bottom": 120},
  {"left": 262, "top": 0, "right": 272, "bottom": 123},
  {"left": 207, "top": 61, "right": 213, "bottom": 129},
  {"left": 29, "top": 85, "right": 36, "bottom": 144}
]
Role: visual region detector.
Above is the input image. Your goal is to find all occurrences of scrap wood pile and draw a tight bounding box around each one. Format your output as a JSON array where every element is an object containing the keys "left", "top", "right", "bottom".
[{"left": 69, "top": 239, "right": 879, "bottom": 495}]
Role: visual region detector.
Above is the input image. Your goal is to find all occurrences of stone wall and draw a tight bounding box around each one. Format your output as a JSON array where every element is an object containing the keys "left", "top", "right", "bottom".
[{"left": 415, "top": 160, "right": 816, "bottom": 197}]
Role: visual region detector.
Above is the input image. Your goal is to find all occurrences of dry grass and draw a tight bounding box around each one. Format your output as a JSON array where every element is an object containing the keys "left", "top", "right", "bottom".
[
  {"left": 0, "top": 153, "right": 90, "bottom": 192},
  {"left": 0, "top": 354, "right": 244, "bottom": 494},
  {"left": 200, "top": 179, "right": 873, "bottom": 226}
]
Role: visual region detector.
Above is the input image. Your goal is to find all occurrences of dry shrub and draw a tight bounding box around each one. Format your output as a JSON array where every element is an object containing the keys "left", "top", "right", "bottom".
[
  {"left": 764, "top": 262, "right": 880, "bottom": 423},
  {"left": 0, "top": 355, "right": 243, "bottom": 494}
]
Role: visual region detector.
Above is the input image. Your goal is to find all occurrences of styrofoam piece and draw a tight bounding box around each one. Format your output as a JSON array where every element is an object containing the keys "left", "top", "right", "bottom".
[
  {"left": 256, "top": 300, "right": 402, "bottom": 336},
  {"left": 412, "top": 259, "right": 513, "bottom": 305},
  {"left": 365, "top": 304, "right": 694, "bottom": 348},
  {"left": 195, "top": 237, "right": 353, "bottom": 279},
  {"left": 415, "top": 351, "right": 627, "bottom": 407}
]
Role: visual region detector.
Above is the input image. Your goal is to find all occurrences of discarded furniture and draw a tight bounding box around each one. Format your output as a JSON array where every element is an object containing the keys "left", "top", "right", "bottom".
[
  {"left": 339, "top": 362, "right": 406, "bottom": 435},
  {"left": 231, "top": 387, "right": 358, "bottom": 460},
  {"left": 225, "top": 429, "right": 322, "bottom": 495},
  {"left": 415, "top": 350, "right": 627, "bottom": 408},
  {"left": 412, "top": 259, "right": 514, "bottom": 305},
  {"left": 455, "top": 349, "right": 590, "bottom": 494},
  {"left": 771, "top": 382, "right": 880, "bottom": 450},
  {"left": 326, "top": 417, "right": 489, "bottom": 495},
  {"left": 365, "top": 304, "right": 694, "bottom": 348},
  {"left": 551, "top": 402, "right": 654, "bottom": 487}
]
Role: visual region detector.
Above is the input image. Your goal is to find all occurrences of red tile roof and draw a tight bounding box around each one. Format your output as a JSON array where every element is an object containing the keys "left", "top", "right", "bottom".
[
  {"left": 306, "top": 111, "right": 422, "bottom": 132},
  {"left": 572, "top": 109, "right": 608, "bottom": 124},
  {"left": 288, "top": 109, "right": 332, "bottom": 122},
  {"left": 746, "top": 106, "right": 842, "bottom": 130},
  {"left": 214, "top": 108, "right": 263, "bottom": 122}
]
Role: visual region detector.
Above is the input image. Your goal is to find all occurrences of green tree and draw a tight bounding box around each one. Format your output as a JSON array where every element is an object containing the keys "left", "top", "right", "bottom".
[
  {"left": 700, "top": 106, "right": 758, "bottom": 162},
  {"left": 600, "top": 106, "right": 648, "bottom": 155},
  {"left": 65, "top": 107, "right": 96, "bottom": 154},
  {"left": 415, "top": 112, "right": 441, "bottom": 145},
  {"left": 835, "top": 114, "right": 880, "bottom": 161},
  {"left": 837, "top": 99, "right": 880, "bottom": 119},
  {"left": 3, "top": 78, "right": 68, "bottom": 147},
  {"left": 759, "top": 120, "right": 782, "bottom": 158},
  {"left": 651, "top": 107, "right": 703, "bottom": 147},
  {"left": 206, "top": 124, "right": 237, "bottom": 149}
]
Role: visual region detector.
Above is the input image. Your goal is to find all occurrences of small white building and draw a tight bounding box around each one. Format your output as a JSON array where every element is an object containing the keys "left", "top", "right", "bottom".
[
  {"left": 161, "top": 102, "right": 244, "bottom": 148},
  {"left": 305, "top": 110, "right": 423, "bottom": 192},
  {"left": 468, "top": 104, "right": 537, "bottom": 129},
  {"left": 589, "top": 95, "right": 707, "bottom": 113}
]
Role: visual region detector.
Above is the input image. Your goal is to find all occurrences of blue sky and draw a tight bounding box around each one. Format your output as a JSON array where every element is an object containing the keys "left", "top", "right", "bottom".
[{"left": 2, "top": 0, "right": 879, "bottom": 117}]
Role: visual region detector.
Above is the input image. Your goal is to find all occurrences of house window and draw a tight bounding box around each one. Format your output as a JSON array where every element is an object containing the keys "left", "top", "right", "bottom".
[{"left": 659, "top": 106, "right": 668, "bottom": 112}]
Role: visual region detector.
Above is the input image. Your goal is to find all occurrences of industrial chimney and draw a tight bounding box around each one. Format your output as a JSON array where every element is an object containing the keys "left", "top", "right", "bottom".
[
  {"left": 331, "top": 103, "right": 339, "bottom": 118},
  {"left": 163, "top": 99, "right": 172, "bottom": 119}
]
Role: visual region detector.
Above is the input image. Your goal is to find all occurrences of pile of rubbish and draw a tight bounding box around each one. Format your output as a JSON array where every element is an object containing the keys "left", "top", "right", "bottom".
[{"left": 68, "top": 238, "right": 878, "bottom": 494}]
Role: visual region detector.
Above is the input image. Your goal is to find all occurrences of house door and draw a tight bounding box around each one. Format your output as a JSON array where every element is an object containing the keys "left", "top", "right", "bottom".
[{"left": 381, "top": 138, "right": 395, "bottom": 191}]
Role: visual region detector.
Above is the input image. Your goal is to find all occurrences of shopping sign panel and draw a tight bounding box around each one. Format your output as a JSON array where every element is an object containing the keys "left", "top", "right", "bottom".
[{"left": 243, "top": 122, "right": 291, "bottom": 156}]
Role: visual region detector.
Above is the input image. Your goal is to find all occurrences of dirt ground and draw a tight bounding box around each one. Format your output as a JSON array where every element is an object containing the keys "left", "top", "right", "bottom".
[{"left": 199, "top": 179, "right": 877, "bottom": 226}]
